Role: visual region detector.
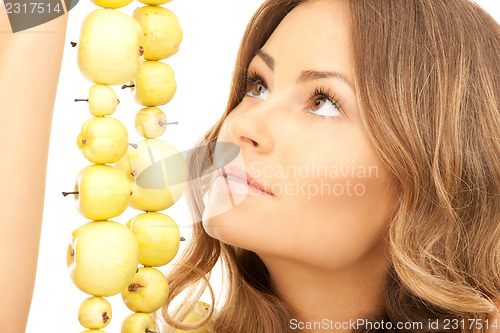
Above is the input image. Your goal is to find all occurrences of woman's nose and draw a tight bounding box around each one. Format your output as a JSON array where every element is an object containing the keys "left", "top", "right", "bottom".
[{"left": 228, "top": 104, "right": 274, "bottom": 155}]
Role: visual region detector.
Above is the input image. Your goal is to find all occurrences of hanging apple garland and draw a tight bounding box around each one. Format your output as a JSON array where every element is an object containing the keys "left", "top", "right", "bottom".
[{"left": 63, "top": 0, "right": 208, "bottom": 332}]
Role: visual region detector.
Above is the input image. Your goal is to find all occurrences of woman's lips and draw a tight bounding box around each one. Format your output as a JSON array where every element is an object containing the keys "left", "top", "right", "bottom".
[
  {"left": 214, "top": 175, "right": 272, "bottom": 196},
  {"left": 216, "top": 164, "right": 274, "bottom": 196}
]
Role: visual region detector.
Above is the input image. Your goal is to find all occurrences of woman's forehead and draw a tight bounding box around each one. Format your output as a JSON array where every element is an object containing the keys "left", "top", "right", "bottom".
[{"left": 256, "top": 1, "right": 354, "bottom": 84}]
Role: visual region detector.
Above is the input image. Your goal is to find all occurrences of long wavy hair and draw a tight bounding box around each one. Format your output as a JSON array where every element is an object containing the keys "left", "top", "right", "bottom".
[{"left": 152, "top": 0, "right": 500, "bottom": 332}]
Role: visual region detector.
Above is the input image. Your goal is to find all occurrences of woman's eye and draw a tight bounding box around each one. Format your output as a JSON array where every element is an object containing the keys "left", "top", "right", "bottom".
[
  {"left": 308, "top": 95, "right": 342, "bottom": 117},
  {"left": 248, "top": 81, "right": 270, "bottom": 100}
]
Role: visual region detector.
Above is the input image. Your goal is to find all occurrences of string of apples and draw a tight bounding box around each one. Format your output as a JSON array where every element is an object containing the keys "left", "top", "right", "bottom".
[{"left": 62, "top": 0, "right": 209, "bottom": 332}]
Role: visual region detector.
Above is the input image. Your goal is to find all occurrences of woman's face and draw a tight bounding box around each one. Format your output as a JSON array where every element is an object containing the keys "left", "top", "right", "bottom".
[{"left": 203, "top": 0, "right": 398, "bottom": 271}]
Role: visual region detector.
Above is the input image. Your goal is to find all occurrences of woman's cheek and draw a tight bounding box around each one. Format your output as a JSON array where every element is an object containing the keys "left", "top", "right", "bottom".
[{"left": 268, "top": 165, "right": 393, "bottom": 263}]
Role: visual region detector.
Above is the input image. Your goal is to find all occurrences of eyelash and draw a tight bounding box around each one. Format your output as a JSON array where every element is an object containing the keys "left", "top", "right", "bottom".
[
  {"left": 244, "top": 70, "right": 263, "bottom": 96},
  {"left": 243, "top": 70, "right": 345, "bottom": 120}
]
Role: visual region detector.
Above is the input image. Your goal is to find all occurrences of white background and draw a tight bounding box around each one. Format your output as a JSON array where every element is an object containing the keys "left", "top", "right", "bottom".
[{"left": 26, "top": 0, "right": 500, "bottom": 332}]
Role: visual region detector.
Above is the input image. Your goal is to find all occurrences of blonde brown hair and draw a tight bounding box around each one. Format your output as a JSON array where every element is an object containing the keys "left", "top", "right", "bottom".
[{"left": 153, "top": 0, "right": 500, "bottom": 332}]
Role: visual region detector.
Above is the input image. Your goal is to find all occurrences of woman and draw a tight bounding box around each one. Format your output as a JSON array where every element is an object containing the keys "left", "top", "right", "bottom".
[{"left": 154, "top": 0, "right": 500, "bottom": 332}]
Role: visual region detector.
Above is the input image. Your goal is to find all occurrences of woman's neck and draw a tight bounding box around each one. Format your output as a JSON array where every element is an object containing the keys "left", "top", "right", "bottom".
[{"left": 258, "top": 245, "right": 389, "bottom": 333}]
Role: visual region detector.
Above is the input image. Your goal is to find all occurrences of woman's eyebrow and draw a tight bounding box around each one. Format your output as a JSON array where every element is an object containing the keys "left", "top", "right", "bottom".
[
  {"left": 255, "top": 49, "right": 354, "bottom": 91},
  {"left": 298, "top": 70, "right": 354, "bottom": 91},
  {"left": 255, "top": 49, "right": 275, "bottom": 70}
]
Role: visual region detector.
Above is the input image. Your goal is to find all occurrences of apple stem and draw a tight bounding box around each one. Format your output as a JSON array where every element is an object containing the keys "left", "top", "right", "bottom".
[
  {"left": 70, "top": 41, "right": 77, "bottom": 47},
  {"left": 74, "top": 99, "right": 88, "bottom": 102},
  {"left": 128, "top": 283, "right": 145, "bottom": 292},
  {"left": 122, "top": 84, "right": 135, "bottom": 89},
  {"left": 117, "top": 99, "right": 120, "bottom": 104},
  {"left": 180, "top": 237, "right": 186, "bottom": 241},
  {"left": 129, "top": 143, "right": 138, "bottom": 149},
  {"left": 145, "top": 329, "right": 158, "bottom": 333},
  {"left": 62, "top": 191, "right": 79, "bottom": 197},
  {"left": 159, "top": 121, "right": 178, "bottom": 126},
  {"left": 102, "top": 312, "right": 110, "bottom": 324}
]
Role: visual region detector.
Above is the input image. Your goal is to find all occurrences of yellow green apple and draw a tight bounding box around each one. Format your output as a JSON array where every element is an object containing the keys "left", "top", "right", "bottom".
[
  {"left": 121, "top": 267, "right": 169, "bottom": 313},
  {"left": 115, "top": 139, "right": 187, "bottom": 212},
  {"left": 134, "top": 106, "right": 168, "bottom": 139},
  {"left": 176, "top": 301, "right": 211, "bottom": 333},
  {"left": 133, "top": 6, "right": 183, "bottom": 60},
  {"left": 129, "top": 178, "right": 175, "bottom": 212},
  {"left": 132, "top": 61, "right": 176, "bottom": 106},
  {"left": 77, "top": 117, "right": 129, "bottom": 164},
  {"left": 121, "top": 313, "right": 157, "bottom": 333},
  {"left": 71, "top": 164, "right": 130, "bottom": 220},
  {"left": 75, "top": 85, "right": 119, "bottom": 116},
  {"left": 67, "top": 221, "right": 139, "bottom": 296},
  {"left": 90, "top": 0, "right": 132, "bottom": 8},
  {"left": 78, "top": 296, "right": 112, "bottom": 329},
  {"left": 126, "top": 212, "right": 180, "bottom": 266},
  {"left": 88, "top": 85, "right": 119, "bottom": 116},
  {"left": 78, "top": 9, "right": 143, "bottom": 85}
]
